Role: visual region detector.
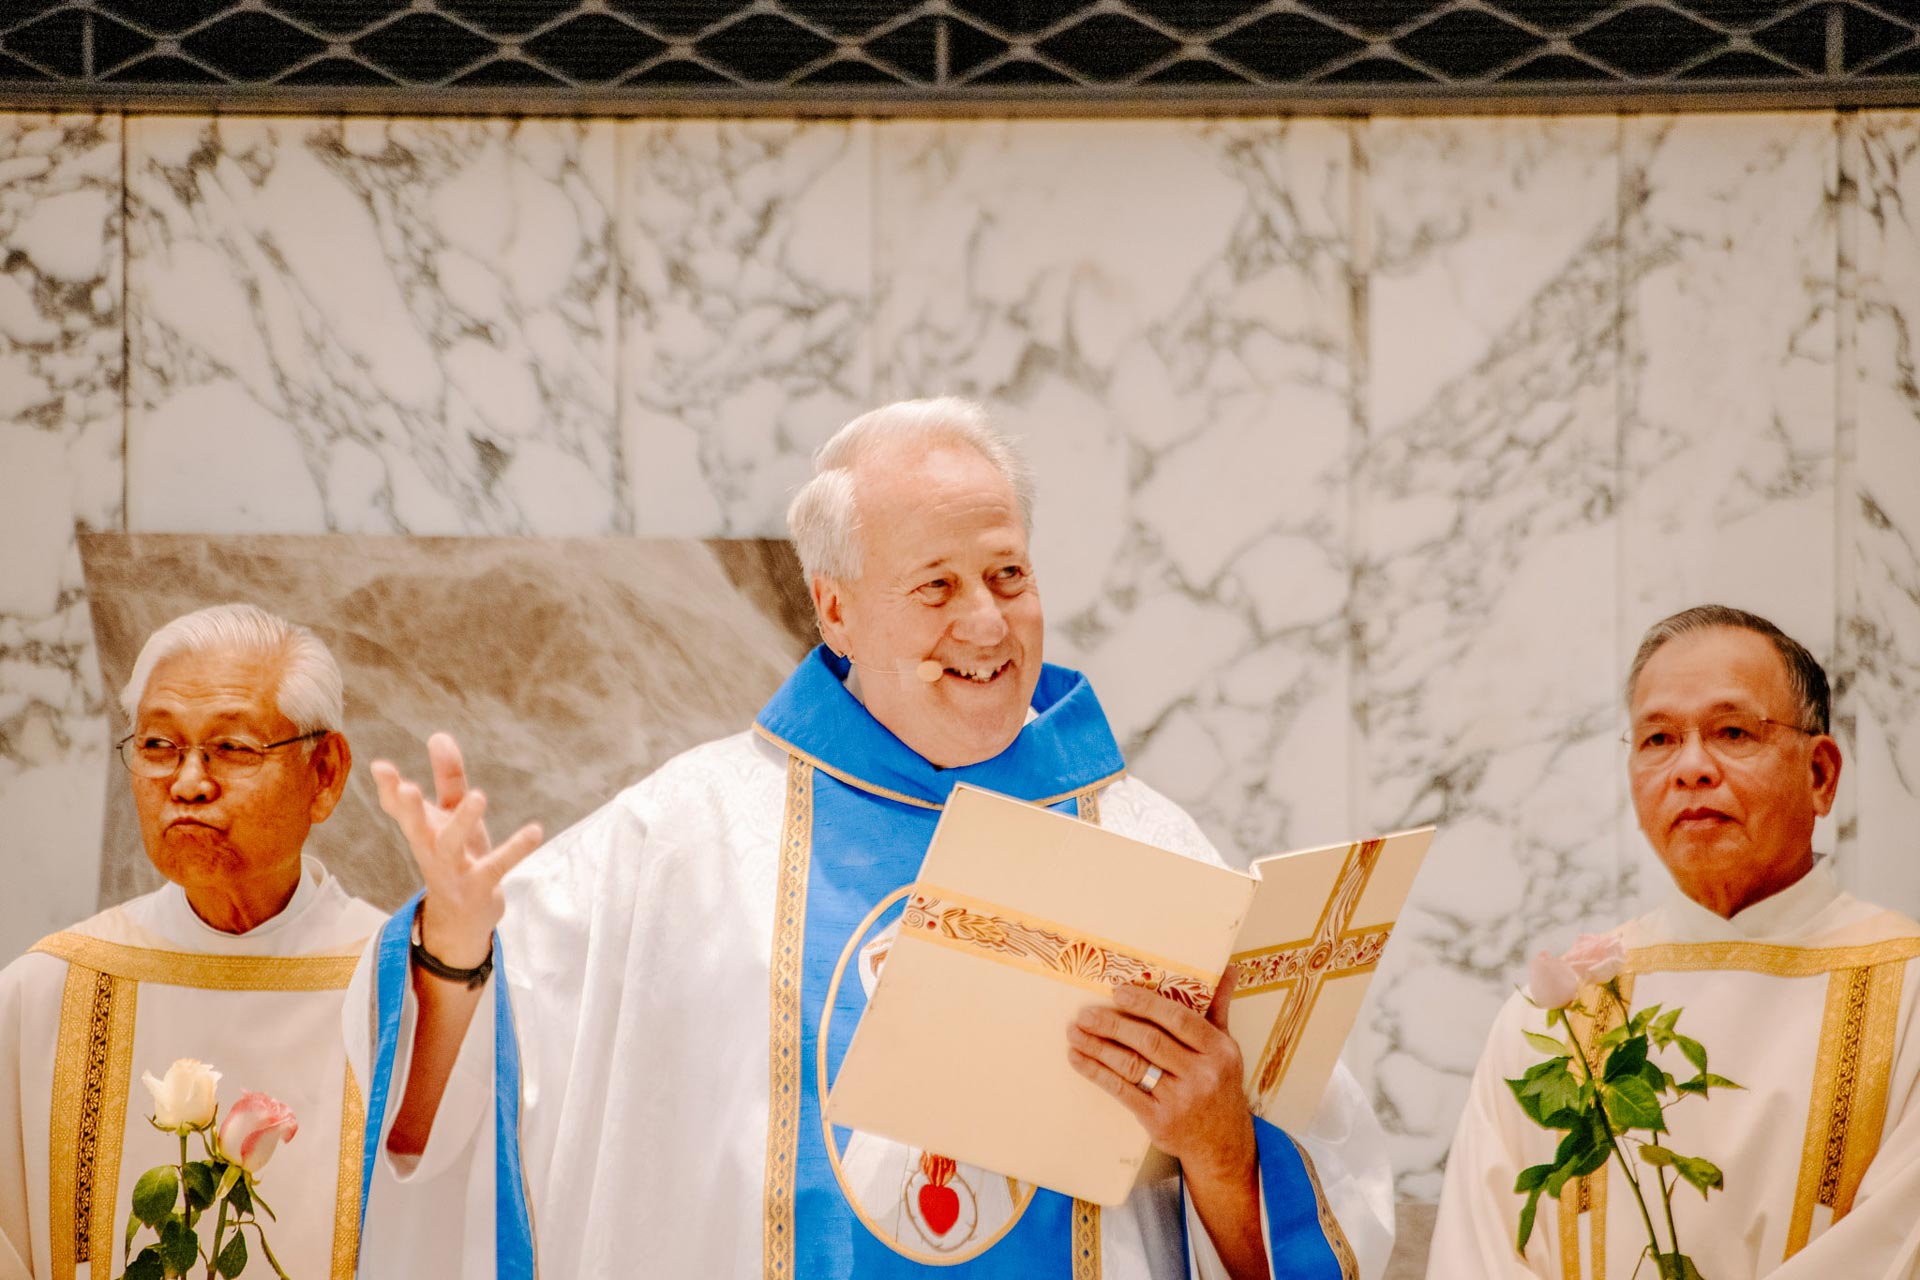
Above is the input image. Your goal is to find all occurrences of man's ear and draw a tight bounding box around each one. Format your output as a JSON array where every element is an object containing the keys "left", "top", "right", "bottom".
[
  {"left": 812, "top": 575, "right": 850, "bottom": 656},
  {"left": 1809, "top": 733, "right": 1843, "bottom": 817},
  {"left": 308, "top": 732, "right": 352, "bottom": 825}
]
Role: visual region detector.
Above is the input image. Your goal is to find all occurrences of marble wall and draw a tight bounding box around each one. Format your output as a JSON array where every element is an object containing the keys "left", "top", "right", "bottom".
[{"left": 4, "top": 109, "right": 1918, "bottom": 1200}]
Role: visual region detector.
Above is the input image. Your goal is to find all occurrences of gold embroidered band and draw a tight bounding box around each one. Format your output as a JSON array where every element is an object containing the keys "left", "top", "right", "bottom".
[
  {"left": 48, "top": 963, "right": 138, "bottom": 1277},
  {"left": 763, "top": 755, "right": 813, "bottom": 1279},
  {"left": 1786, "top": 960, "right": 1905, "bottom": 1258},
  {"left": 331, "top": 1064, "right": 365, "bottom": 1279},
  {"left": 901, "top": 887, "right": 1217, "bottom": 1014},
  {"left": 32, "top": 933, "right": 360, "bottom": 990},
  {"left": 1554, "top": 974, "right": 1630, "bottom": 1280},
  {"left": 1072, "top": 1200, "right": 1101, "bottom": 1279}
]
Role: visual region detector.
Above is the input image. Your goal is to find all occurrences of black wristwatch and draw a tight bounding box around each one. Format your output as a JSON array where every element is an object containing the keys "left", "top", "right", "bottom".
[{"left": 410, "top": 914, "right": 494, "bottom": 990}]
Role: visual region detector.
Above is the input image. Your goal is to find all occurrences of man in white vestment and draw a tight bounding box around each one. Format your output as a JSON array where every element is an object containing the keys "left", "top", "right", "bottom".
[
  {"left": 350, "top": 398, "right": 1397, "bottom": 1280},
  {"left": 0, "top": 603, "right": 388, "bottom": 1278},
  {"left": 1429, "top": 605, "right": 1920, "bottom": 1279}
]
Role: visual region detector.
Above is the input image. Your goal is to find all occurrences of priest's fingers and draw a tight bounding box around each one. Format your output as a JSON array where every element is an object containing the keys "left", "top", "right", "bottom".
[
  {"left": 475, "top": 823, "right": 544, "bottom": 885},
  {"left": 1067, "top": 1023, "right": 1172, "bottom": 1091},
  {"left": 372, "top": 763, "right": 438, "bottom": 862},
  {"left": 427, "top": 732, "right": 469, "bottom": 812},
  {"left": 1066, "top": 1046, "right": 1163, "bottom": 1129},
  {"left": 1111, "top": 983, "right": 1217, "bottom": 1053},
  {"left": 1074, "top": 1004, "right": 1201, "bottom": 1077},
  {"left": 1205, "top": 965, "right": 1239, "bottom": 1034},
  {"left": 432, "top": 789, "right": 493, "bottom": 866}
]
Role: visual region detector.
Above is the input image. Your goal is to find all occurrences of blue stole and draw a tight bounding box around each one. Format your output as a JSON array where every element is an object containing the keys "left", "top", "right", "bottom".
[{"left": 755, "top": 648, "right": 1126, "bottom": 1277}]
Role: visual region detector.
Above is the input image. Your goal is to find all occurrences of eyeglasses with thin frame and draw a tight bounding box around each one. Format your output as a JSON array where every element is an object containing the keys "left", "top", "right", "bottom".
[
  {"left": 1623, "top": 711, "right": 1817, "bottom": 770},
  {"left": 116, "top": 730, "right": 329, "bottom": 781}
]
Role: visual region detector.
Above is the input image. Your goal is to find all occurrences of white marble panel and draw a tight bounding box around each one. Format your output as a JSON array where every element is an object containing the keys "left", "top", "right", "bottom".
[
  {"left": 0, "top": 114, "right": 121, "bottom": 962},
  {"left": 1618, "top": 113, "right": 1839, "bottom": 902},
  {"left": 620, "top": 120, "right": 873, "bottom": 536},
  {"left": 1354, "top": 116, "right": 1622, "bottom": 1198},
  {"left": 1846, "top": 111, "right": 1920, "bottom": 918},
  {"left": 876, "top": 118, "right": 1357, "bottom": 867},
  {"left": 125, "top": 116, "right": 620, "bottom": 536}
]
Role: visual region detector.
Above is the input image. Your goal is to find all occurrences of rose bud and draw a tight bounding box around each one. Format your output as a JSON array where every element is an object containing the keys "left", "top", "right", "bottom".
[
  {"left": 141, "top": 1058, "right": 221, "bottom": 1133},
  {"left": 217, "top": 1091, "right": 298, "bottom": 1174},
  {"left": 1563, "top": 932, "right": 1629, "bottom": 985},
  {"left": 1527, "top": 950, "right": 1581, "bottom": 1010}
]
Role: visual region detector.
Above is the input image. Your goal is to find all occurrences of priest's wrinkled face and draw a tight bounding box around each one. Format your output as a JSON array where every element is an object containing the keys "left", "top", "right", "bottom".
[
  {"left": 1627, "top": 626, "right": 1841, "bottom": 918},
  {"left": 129, "top": 647, "right": 350, "bottom": 929},
  {"left": 813, "top": 441, "right": 1044, "bottom": 769}
]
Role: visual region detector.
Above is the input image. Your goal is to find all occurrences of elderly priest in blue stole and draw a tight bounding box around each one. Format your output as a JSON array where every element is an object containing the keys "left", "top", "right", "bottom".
[
  {"left": 0, "top": 604, "right": 387, "bottom": 1277},
  {"left": 349, "top": 398, "right": 1395, "bottom": 1279},
  {"left": 1429, "top": 606, "right": 1920, "bottom": 1279}
]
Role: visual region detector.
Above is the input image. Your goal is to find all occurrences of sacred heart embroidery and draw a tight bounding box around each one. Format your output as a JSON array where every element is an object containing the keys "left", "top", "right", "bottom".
[{"left": 917, "top": 1154, "right": 961, "bottom": 1235}]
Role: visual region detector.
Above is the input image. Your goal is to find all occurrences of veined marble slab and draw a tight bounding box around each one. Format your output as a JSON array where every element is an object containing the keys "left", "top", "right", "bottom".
[
  {"left": 125, "top": 116, "right": 622, "bottom": 537},
  {"left": 0, "top": 113, "right": 122, "bottom": 959},
  {"left": 1354, "top": 115, "right": 1623, "bottom": 1198},
  {"left": 81, "top": 533, "right": 813, "bottom": 911}
]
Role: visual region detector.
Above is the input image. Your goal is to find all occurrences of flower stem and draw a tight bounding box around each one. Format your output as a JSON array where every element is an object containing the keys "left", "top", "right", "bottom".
[
  {"left": 1658, "top": 1165, "right": 1683, "bottom": 1264},
  {"left": 1568, "top": 1029, "right": 1668, "bottom": 1260},
  {"left": 206, "top": 1199, "right": 229, "bottom": 1279}
]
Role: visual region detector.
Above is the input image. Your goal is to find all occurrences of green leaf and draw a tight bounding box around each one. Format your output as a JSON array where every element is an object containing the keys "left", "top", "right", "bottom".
[
  {"left": 1604, "top": 1035, "right": 1649, "bottom": 1082},
  {"left": 124, "top": 1246, "right": 165, "bottom": 1280},
  {"left": 182, "top": 1162, "right": 217, "bottom": 1214},
  {"left": 1629, "top": 1005, "right": 1659, "bottom": 1035},
  {"left": 1639, "top": 1144, "right": 1677, "bottom": 1167},
  {"left": 131, "top": 1167, "right": 178, "bottom": 1229},
  {"left": 225, "top": 1174, "right": 252, "bottom": 1217},
  {"left": 216, "top": 1229, "right": 248, "bottom": 1278},
  {"left": 158, "top": 1216, "right": 198, "bottom": 1276},
  {"left": 1595, "top": 1024, "right": 1630, "bottom": 1052},
  {"left": 1517, "top": 1185, "right": 1544, "bottom": 1252},
  {"left": 248, "top": 1181, "right": 275, "bottom": 1222},
  {"left": 1671, "top": 1154, "right": 1726, "bottom": 1198},
  {"left": 1514, "top": 1163, "right": 1554, "bottom": 1193},
  {"left": 1602, "top": 1075, "right": 1666, "bottom": 1131},
  {"left": 124, "top": 1206, "right": 143, "bottom": 1257},
  {"left": 1674, "top": 1034, "right": 1708, "bottom": 1073},
  {"left": 1524, "top": 1030, "right": 1569, "bottom": 1056},
  {"left": 1656, "top": 1252, "right": 1706, "bottom": 1279}
]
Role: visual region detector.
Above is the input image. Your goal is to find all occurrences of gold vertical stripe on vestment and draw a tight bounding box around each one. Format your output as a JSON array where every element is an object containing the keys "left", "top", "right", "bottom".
[
  {"left": 332, "top": 1063, "right": 365, "bottom": 1279},
  {"left": 1832, "top": 960, "right": 1903, "bottom": 1216},
  {"left": 1553, "top": 974, "right": 1629, "bottom": 1280},
  {"left": 763, "top": 756, "right": 813, "bottom": 1279},
  {"left": 86, "top": 973, "right": 137, "bottom": 1270},
  {"left": 1293, "top": 1137, "right": 1359, "bottom": 1279},
  {"left": 1072, "top": 1200, "right": 1101, "bottom": 1279},
  {"left": 1787, "top": 966, "right": 1864, "bottom": 1256},
  {"left": 48, "top": 965, "right": 93, "bottom": 1277},
  {"left": 1075, "top": 786, "right": 1101, "bottom": 827}
]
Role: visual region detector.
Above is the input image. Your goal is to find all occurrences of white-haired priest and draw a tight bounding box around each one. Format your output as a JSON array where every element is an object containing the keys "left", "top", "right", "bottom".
[
  {"left": 0, "top": 603, "right": 387, "bottom": 1278},
  {"left": 350, "top": 397, "right": 1397, "bottom": 1279}
]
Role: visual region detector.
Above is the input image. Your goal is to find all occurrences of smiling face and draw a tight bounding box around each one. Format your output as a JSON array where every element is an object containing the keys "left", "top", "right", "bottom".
[
  {"left": 813, "top": 442, "right": 1044, "bottom": 769},
  {"left": 1628, "top": 626, "right": 1841, "bottom": 918},
  {"left": 130, "top": 646, "right": 349, "bottom": 931}
]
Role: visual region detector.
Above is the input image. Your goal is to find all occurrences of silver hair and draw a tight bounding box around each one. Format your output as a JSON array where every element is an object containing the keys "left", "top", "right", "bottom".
[
  {"left": 785, "top": 396, "right": 1035, "bottom": 584},
  {"left": 120, "top": 602, "right": 345, "bottom": 736},
  {"left": 1626, "top": 604, "right": 1830, "bottom": 735}
]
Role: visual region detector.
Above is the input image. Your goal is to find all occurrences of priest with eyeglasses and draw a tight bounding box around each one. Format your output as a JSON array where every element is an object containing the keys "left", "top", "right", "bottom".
[
  {"left": 1429, "top": 605, "right": 1920, "bottom": 1279},
  {"left": 0, "top": 603, "right": 388, "bottom": 1278}
]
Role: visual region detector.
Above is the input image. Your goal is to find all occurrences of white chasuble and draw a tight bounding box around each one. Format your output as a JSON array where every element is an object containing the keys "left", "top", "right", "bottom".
[
  {"left": 0, "top": 856, "right": 384, "bottom": 1279},
  {"left": 1430, "top": 863, "right": 1920, "bottom": 1279},
  {"left": 352, "top": 648, "right": 1396, "bottom": 1279}
]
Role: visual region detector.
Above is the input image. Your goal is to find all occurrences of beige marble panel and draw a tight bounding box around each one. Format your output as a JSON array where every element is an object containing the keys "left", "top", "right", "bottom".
[{"left": 81, "top": 534, "right": 814, "bottom": 911}]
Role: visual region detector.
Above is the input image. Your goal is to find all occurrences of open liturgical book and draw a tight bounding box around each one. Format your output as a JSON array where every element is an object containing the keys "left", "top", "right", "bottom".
[{"left": 825, "top": 783, "right": 1434, "bottom": 1206}]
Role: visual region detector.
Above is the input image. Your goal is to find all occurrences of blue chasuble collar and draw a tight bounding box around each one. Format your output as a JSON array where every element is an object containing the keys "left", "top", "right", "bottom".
[{"left": 754, "top": 646, "right": 1124, "bottom": 808}]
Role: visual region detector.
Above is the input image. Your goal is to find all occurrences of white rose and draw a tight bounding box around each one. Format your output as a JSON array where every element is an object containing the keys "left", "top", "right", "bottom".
[{"left": 142, "top": 1058, "right": 220, "bottom": 1133}]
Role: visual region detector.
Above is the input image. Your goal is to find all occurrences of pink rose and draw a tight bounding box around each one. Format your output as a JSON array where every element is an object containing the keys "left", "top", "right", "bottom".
[
  {"left": 1563, "top": 932, "right": 1628, "bottom": 985},
  {"left": 217, "top": 1091, "right": 297, "bottom": 1174},
  {"left": 1527, "top": 950, "right": 1581, "bottom": 1009}
]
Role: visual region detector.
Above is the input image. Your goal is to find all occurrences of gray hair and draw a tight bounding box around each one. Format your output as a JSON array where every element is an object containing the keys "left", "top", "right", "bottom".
[
  {"left": 1626, "top": 604, "right": 1830, "bottom": 735},
  {"left": 120, "top": 602, "right": 345, "bottom": 736},
  {"left": 786, "top": 397, "right": 1036, "bottom": 584}
]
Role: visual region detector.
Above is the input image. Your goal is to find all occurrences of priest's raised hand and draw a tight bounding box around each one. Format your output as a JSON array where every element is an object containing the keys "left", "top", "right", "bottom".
[{"left": 369, "top": 730, "right": 542, "bottom": 1155}]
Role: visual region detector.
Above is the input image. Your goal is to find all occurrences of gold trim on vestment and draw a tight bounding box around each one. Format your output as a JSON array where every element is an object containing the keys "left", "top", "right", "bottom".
[
  {"left": 1627, "top": 937, "right": 1920, "bottom": 977},
  {"left": 332, "top": 1063, "right": 364, "bottom": 1279},
  {"left": 763, "top": 756, "right": 813, "bottom": 1279},
  {"left": 1073, "top": 1200, "right": 1100, "bottom": 1279},
  {"left": 32, "top": 932, "right": 361, "bottom": 990},
  {"left": 1555, "top": 974, "right": 1630, "bottom": 1280},
  {"left": 1292, "top": 1137, "right": 1358, "bottom": 1280},
  {"left": 1785, "top": 959, "right": 1905, "bottom": 1258},
  {"left": 1075, "top": 787, "right": 1101, "bottom": 826},
  {"left": 751, "top": 724, "right": 1127, "bottom": 814}
]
